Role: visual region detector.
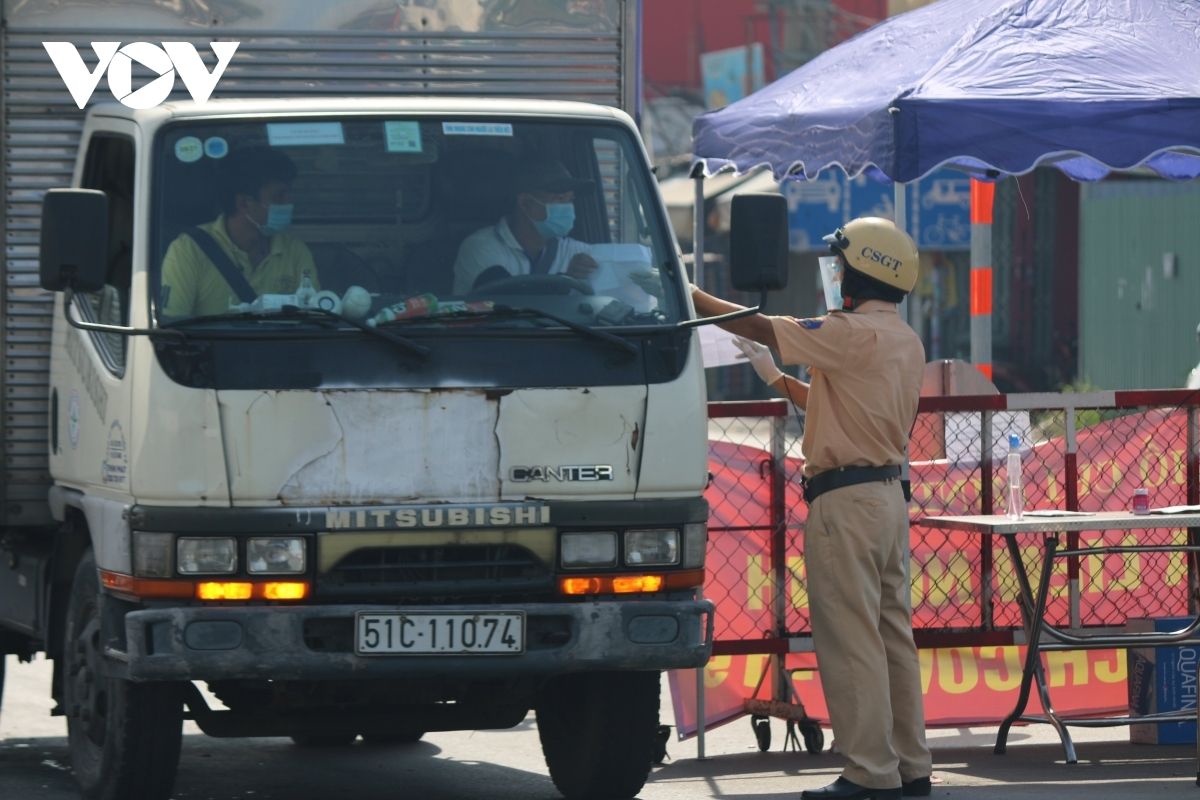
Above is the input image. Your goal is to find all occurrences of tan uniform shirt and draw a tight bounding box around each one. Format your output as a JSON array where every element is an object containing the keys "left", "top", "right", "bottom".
[
  {"left": 160, "top": 214, "right": 318, "bottom": 318},
  {"left": 769, "top": 301, "right": 925, "bottom": 478}
]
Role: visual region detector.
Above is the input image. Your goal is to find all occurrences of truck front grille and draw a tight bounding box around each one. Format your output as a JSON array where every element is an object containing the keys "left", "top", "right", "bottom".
[{"left": 320, "top": 544, "right": 552, "bottom": 599}]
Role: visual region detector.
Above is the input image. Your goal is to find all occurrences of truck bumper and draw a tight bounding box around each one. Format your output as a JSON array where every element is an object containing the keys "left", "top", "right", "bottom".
[{"left": 117, "top": 599, "right": 714, "bottom": 682}]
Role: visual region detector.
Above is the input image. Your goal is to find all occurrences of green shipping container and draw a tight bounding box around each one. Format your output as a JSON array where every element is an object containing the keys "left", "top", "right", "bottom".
[{"left": 1079, "top": 181, "right": 1200, "bottom": 390}]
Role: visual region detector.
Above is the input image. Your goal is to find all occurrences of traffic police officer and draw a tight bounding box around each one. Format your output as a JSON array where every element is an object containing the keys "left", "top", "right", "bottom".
[{"left": 691, "top": 217, "right": 932, "bottom": 800}]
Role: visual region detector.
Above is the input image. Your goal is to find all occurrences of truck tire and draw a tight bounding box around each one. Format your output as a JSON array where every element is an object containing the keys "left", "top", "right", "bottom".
[
  {"left": 64, "top": 552, "right": 184, "bottom": 800},
  {"left": 536, "top": 671, "right": 659, "bottom": 800}
]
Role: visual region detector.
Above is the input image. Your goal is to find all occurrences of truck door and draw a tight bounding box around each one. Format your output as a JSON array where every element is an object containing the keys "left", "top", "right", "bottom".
[{"left": 50, "top": 126, "right": 136, "bottom": 497}]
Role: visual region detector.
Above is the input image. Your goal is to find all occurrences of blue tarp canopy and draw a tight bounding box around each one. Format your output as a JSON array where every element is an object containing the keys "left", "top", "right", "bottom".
[{"left": 692, "top": 0, "right": 1200, "bottom": 183}]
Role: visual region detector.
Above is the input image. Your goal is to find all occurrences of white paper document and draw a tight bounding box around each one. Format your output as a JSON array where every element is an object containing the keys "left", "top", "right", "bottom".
[
  {"left": 588, "top": 244, "right": 657, "bottom": 312},
  {"left": 1149, "top": 505, "right": 1200, "bottom": 515},
  {"left": 698, "top": 325, "right": 746, "bottom": 368}
]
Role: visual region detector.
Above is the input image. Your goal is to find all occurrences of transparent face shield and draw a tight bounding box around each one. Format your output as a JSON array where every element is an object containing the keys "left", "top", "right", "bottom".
[{"left": 818, "top": 255, "right": 844, "bottom": 312}]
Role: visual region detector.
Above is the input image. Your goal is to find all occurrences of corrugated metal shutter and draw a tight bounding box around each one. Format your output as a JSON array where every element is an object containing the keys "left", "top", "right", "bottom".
[{"left": 1, "top": 6, "right": 628, "bottom": 526}]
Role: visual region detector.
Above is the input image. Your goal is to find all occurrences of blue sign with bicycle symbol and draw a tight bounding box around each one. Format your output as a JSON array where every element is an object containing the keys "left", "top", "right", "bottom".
[{"left": 784, "top": 168, "right": 971, "bottom": 252}]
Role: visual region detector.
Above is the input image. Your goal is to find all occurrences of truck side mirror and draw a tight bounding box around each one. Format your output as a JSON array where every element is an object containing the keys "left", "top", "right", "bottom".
[
  {"left": 39, "top": 189, "right": 109, "bottom": 293},
  {"left": 729, "top": 193, "right": 788, "bottom": 292}
]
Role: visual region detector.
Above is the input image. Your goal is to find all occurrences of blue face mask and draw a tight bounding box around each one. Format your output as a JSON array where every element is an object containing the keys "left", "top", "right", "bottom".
[
  {"left": 250, "top": 203, "right": 294, "bottom": 236},
  {"left": 530, "top": 200, "right": 575, "bottom": 238}
]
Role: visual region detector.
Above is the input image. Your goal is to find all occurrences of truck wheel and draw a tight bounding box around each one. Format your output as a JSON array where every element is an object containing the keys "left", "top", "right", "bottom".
[
  {"left": 64, "top": 552, "right": 184, "bottom": 800},
  {"left": 536, "top": 671, "right": 659, "bottom": 800},
  {"left": 289, "top": 733, "right": 357, "bottom": 747}
]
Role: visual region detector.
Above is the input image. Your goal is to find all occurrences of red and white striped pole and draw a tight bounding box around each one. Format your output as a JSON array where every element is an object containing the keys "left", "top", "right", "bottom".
[{"left": 969, "top": 179, "right": 994, "bottom": 380}]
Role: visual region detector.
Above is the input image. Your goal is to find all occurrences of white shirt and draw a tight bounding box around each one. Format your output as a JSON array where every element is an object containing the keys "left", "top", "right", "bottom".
[{"left": 452, "top": 217, "right": 592, "bottom": 294}]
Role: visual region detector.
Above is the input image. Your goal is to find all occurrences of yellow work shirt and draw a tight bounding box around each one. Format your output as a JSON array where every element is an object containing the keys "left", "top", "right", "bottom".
[
  {"left": 769, "top": 301, "right": 925, "bottom": 478},
  {"left": 160, "top": 215, "right": 318, "bottom": 318}
]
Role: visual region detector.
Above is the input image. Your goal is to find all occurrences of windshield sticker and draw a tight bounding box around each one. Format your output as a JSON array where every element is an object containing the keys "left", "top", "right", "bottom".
[
  {"left": 68, "top": 391, "right": 81, "bottom": 449},
  {"left": 102, "top": 420, "right": 128, "bottom": 486},
  {"left": 174, "top": 136, "right": 203, "bottom": 163},
  {"left": 442, "top": 122, "right": 513, "bottom": 137},
  {"left": 266, "top": 122, "right": 345, "bottom": 147},
  {"left": 384, "top": 121, "right": 423, "bottom": 153},
  {"left": 203, "top": 136, "right": 229, "bottom": 159}
]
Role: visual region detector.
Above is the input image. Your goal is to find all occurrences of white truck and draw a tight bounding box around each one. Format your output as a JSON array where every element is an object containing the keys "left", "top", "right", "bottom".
[{"left": 0, "top": 3, "right": 810, "bottom": 800}]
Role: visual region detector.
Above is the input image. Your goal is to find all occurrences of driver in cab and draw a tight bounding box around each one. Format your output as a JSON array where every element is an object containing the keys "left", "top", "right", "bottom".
[
  {"left": 452, "top": 158, "right": 598, "bottom": 294},
  {"left": 160, "top": 146, "right": 318, "bottom": 318}
]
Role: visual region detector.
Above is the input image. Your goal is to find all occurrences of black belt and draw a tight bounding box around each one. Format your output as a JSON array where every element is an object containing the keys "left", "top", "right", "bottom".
[{"left": 802, "top": 464, "right": 901, "bottom": 503}]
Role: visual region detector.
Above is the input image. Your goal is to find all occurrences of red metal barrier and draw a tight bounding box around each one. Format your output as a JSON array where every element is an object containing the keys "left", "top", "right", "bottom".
[{"left": 704, "top": 391, "right": 1200, "bottom": 656}]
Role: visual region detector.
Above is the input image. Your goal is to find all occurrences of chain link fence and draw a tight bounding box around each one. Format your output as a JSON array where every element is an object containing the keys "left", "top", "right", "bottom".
[{"left": 705, "top": 391, "right": 1200, "bottom": 651}]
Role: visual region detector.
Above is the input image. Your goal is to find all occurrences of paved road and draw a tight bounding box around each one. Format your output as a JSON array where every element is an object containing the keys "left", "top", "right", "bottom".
[{"left": 2, "top": 655, "right": 1195, "bottom": 799}]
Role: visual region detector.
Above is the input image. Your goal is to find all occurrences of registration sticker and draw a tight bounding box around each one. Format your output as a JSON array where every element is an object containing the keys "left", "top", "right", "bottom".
[
  {"left": 384, "top": 121, "right": 423, "bottom": 153},
  {"left": 267, "top": 122, "right": 345, "bottom": 146},
  {"left": 442, "top": 122, "right": 513, "bottom": 137}
]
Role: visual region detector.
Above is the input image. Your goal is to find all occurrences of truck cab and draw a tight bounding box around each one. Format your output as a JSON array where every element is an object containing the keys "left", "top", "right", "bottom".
[{"left": 27, "top": 97, "right": 714, "bottom": 800}]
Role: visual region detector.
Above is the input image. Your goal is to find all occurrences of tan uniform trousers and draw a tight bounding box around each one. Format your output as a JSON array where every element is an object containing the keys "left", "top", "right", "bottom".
[{"left": 806, "top": 479, "right": 932, "bottom": 790}]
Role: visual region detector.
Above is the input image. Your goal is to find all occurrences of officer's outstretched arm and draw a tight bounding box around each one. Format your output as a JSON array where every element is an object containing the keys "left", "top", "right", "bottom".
[
  {"left": 733, "top": 336, "right": 809, "bottom": 409},
  {"left": 689, "top": 285, "right": 778, "bottom": 351}
]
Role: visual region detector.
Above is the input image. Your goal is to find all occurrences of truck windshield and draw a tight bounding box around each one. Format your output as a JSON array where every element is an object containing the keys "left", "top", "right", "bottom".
[{"left": 151, "top": 116, "right": 682, "bottom": 334}]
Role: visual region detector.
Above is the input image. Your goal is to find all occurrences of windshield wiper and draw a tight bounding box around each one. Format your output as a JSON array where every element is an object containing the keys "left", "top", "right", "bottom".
[
  {"left": 379, "top": 304, "right": 637, "bottom": 357},
  {"left": 162, "top": 306, "right": 430, "bottom": 359}
]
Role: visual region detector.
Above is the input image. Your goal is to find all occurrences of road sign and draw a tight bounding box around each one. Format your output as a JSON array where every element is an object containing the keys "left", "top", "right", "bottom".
[{"left": 784, "top": 168, "right": 970, "bottom": 252}]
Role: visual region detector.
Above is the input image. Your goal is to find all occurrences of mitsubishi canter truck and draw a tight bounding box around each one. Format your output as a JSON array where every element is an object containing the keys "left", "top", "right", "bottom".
[{"left": 0, "top": 3, "right": 794, "bottom": 799}]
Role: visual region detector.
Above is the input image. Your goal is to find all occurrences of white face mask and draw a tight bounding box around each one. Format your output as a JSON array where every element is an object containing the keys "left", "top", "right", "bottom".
[{"left": 818, "top": 256, "right": 844, "bottom": 312}]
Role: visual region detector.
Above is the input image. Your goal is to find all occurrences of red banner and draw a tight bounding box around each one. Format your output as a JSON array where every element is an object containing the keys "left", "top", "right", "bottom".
[{"left": 675, "top": 407, "right": 1193, "bottom": 737}]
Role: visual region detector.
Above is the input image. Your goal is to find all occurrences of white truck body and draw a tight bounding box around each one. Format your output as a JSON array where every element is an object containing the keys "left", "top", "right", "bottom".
[{"left": 0, "top": 5, "right": 718, "bottom": 800}]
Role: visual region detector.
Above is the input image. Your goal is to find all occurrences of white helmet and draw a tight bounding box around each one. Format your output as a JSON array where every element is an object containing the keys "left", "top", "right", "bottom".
[{"left": 823, "top": 217, "right": 919, "bottom": 295}]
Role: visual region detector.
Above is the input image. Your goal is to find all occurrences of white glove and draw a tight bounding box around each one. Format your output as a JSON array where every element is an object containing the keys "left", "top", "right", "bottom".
[{"left": 733, "top": 336, "right": 783, "bottom": 385}]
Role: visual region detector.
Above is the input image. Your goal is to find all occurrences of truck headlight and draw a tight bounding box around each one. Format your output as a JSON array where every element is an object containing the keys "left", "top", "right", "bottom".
[
  {"left": 624, "top": 529, "right": 679, "bottom": 566},
  {"left": 133, "top": 532, "right": 174, "bottom": 578},
  {"left": 177, "top": 537, "right": 237, "bottom": 575},
  {"left": 247, "top": 537, "right": 306, "bottom": 574},
  {"left": 683, "top": 522, "right": 707, "bottom": 569},
  {"left": 561, "top": 531, "right": 617, "bottom": 568}
]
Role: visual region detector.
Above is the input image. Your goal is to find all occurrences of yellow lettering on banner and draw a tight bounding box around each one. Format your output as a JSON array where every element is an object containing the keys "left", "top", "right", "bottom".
[
  {"left": 1167, "top": 551, "right": 1186, "bottom": 587},
  {"left": 1118, "top": 533, "right": 1142, "bottom": 591},
  {"left": 1094, "top": 650, "right": 1126, "bottom": 684},
  {"left": 1138, "top": 439, "right": 1170, "bottom": 488},
  {"left": 919, "top": 649, "right": 934, "bottom": 694},
  {"left": 745, "top": 555, "right": 771, "bottom": 611},
  {"left": 936, "top": 648, "right": 979, "bottom": 695},
  {"left": 1046, "top": 650, "right": 1089, "bottom": 688},
  {"left": 705, "top": 656, "right": 731, "bottom": 689},
  {"left": 788, "top": 555, "right": 809, "bottom": 610},
  {"left": 918, "top": 553, "right": 976, "bottom": 608},
  {"left": 981, "top": 646, "right": 1022, "bottom": 692},
  {"left": 743, "top": 654, "right": 770, "bottom": 689},
  {"left": 1049, "top": 556, "right": 1070, "bottom": 601},
  {"left": 1044, "top": 472, "right": 1062, "bottom": 506}
]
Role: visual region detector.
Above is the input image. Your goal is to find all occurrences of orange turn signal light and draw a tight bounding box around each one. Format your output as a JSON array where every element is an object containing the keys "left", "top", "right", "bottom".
[
  {"left": 261, "top": 581, "right": 309, "bottom": 600},
  {"left": 558, "top": 569, "right": 703, "bottom": 596},
  {"left": 196, "top": 581, "right": 253, "bottom": 600},
  {"left": 197, "top": 580, "right": 311, "bottom": 601}
]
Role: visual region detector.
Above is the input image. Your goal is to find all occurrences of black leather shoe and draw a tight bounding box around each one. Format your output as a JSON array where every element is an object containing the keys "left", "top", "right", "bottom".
[
  {"left": 902, "top": 776, "right": 932, "bottom": 797},
  {"left": 800, "top": 777, "right": 901, "bottom": 800}
]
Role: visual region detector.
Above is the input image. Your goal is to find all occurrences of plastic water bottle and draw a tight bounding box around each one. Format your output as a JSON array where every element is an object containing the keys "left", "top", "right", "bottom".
[
  {"left": 295, "top": 271, "right": 316, "bottom": 308},
  {"left": 1006, "top": 434, "right": 1024, "bottom": 521}
]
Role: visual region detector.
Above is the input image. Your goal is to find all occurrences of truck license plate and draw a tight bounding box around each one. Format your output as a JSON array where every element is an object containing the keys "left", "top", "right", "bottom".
[{"left": 355, "top": 612, "right": 525, "bottom": 655}]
